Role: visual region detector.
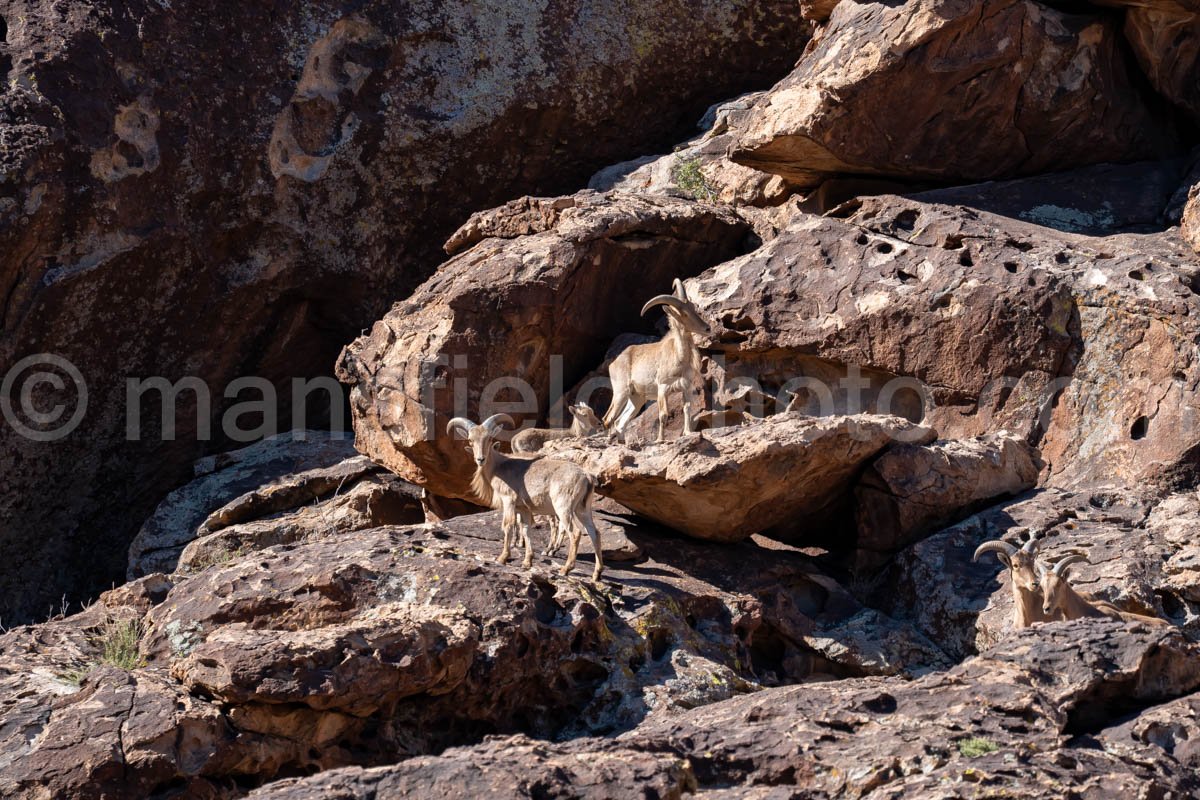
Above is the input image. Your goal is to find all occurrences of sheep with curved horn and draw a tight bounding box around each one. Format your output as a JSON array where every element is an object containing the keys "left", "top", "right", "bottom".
[
  {"left": 973, "top": 528, "right": 1055, "bottom": 628},
  {"left": 1039, "top": 553, "right": 1167, "bottom": 624},
  {"left": 603, "top": 278, "right": 711, "bottom": 441},
  {"left": 447, "top": 413, "right": 604, "bottom": 581}
]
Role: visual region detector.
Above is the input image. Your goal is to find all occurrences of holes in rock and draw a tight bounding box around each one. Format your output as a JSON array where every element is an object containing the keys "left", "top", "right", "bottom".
[
  {"left": 1055, "top": 251, "right": 1070, "bottom": 264},
  {"left": 933, "top": 294, "right": 952, "bottom": 310},
  {"left": 996, "top": 385, "right": 1013, "bottom": 408},
  {"left": 896, "top": 269, "right": 916, "bottom": 283},
  {"left": 1130, "top": 416, "right": 1148, "bottom": 441},
  {"left": 958, "top": 251, "right": 974, "bottom": 267},
  {"left": 1128, "top": 270, "right": 1144, "bottom": 282},
  {"left": 647, "top": 628, "right": 672, "bottom": 661},
  {"left": 1005, "top": 238, "right": 1034, "bottom": 252},
  {"left": 894, "top": 209, "right": 919, "bottom": 231},
  {"left": 855, "top": 233, "right": 869, "bottom": 245},
  {"left": 1003, "top": 262, "right": 1019, "bottom": 274},
  {"left": 860, "top": 692, "right": 897, "bottom": 714},
  {"left": 942, "top": 234, "right": 964, "bottom": 250},
  {"left": 875, "top": 242, "right": 893, "bottom": 255},
  {"left": 628, "top": 652, "right": 645, "bottom": 672}
]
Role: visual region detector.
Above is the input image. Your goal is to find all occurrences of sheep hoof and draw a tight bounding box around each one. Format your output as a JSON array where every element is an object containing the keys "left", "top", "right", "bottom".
[
  {"left": 497, "top": 552, "right": 510, "bottom": 565},
  {"left": 559, "top": 564, "right": 572, "bottom": 576},
  {"left": 522, "top": 558, "right": 534, "bottom": 569}
]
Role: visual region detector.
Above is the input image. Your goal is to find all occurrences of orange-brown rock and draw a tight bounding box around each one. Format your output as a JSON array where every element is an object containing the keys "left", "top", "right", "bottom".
[
  {"left": 547, "top": 413, "right": 934, "bottom": 542},
  {"left": 337, "top": 192, "right": 754, "bottom": 502},
  {"left": 0, "top": 0, "right": 807, "bottom": 623},
  {"left": 731, "top": 0, "right": 1180, "bottom": 187}
]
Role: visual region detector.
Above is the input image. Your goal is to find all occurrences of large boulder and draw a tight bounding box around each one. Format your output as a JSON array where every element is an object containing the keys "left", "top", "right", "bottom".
[
  {"left": 248, "top": 620, "right": 1200, "bottom": 799},
  {"left": 0, "top": 0, "right": 806, "bottom": 622},
  {"left": 127, "top": 431, "right": 359, "bottom": 578},
  {"left": 852, "top": 432, "right": 1041, "bottom": 568},
  {"left": 337, "top": 192, "right": 755, "bottom": 501},
  {"left": 687, "top": 194, "right": 1200, "bottom": 490},
  {"left": 730, "top": 0, "right": 1180, "bottom": 187},
  {"left": 547, "top": 412, "right": 934, "bottom": 542},
  {"left": 1094, "top": 0, "right": 1200, "bottom": 124}
]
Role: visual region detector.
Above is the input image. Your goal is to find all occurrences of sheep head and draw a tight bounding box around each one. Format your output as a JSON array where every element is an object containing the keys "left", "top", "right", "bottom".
[
  {"left": 447, "top": 414, "right": 513, "bottom": 466},
  {"left": 568, "top": 402, "right": 603, "bottom": 434},
  {"left": 1039, "top": 553, "right": 1088, "bottom": 617},
  {"left": 641, "top": 279, "right": 711, "bottom": 337}
]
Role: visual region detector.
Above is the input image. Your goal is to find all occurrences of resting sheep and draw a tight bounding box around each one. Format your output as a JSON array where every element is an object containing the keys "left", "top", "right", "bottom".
[
  {"left": 511, "top": 402, "right": 603, "bottom": 454},
  {"left": 1039, "top": 554, "right": 1168, "bottom": 625},
  {"left": 447, "top": 413, "right": 604, "bottom": 581},
  {"left": 604, "top": 279, "right": 711, "bottom": 441},
  {"left": 973, "top": 530, "right": 1054, "bottom": 628}
]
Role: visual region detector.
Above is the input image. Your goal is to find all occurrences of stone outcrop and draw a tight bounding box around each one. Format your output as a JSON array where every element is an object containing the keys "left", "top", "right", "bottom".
[
  {"left": 0, "top": 0, "right": 807, "bottom": 623},
  {"left": 853, "top": 432, "right": 1041, "bottom": 568},
  {"left": 731, "top": 0, "right": 1180, "bottom": 187},
  {"left": 687, "top": 194, "right": 1200, "bottom": 491},
  {"left": 0, "top": 509, "right": 946, "bottom": 798},
  {"left": 248, "top": 620, "right": 1200, "bottom": 798},
  {"left": 589, "top": 93, "right": 796, "bottom": 207},
  {"left": 337, "top": 192, "right": 755, "bottom": 501},
  {"left": 1095, "top": 0, "right": 1200, "bottom": 124},
  {"left": 547, "top": 413, "right": 934, "bottom": 542},
  {"left": 1184, "top": 183, "right": 1200, "bottom": 253},
  {"left": 127, "top": 432, "right": 359, "bottom": 578},
  {"left": 879, "top": 486, "right": 1200, "bottom": 659}
]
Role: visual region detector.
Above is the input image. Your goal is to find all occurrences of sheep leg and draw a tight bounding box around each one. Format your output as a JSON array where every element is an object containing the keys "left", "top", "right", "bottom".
[
  {"left": 498, "top": 503, "right": 515, "bottom": 565},
  {"left": 578, "top": 506, "right": 603, "bottom": 582},
  {"left": 604, "top": 387, "right": 630, "bottom": 430},
  {"left": 560, "top": 511, "right": 580, "bottom": 576},
  {"left": 655, "top": 384, "right": 669, "bottom": 442},
  {"left": 518, "top": 508, "right": 534, "bottom": 569},
  {"left": 682, "top": 384, "right": 696, "bottom": 434},
  {"left": 543, "top": 516, "right": 559, "bottom": 555}
]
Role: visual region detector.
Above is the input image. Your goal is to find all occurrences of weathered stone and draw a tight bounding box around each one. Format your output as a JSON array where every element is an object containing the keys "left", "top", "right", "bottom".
[
  {"left": 0, "top": 0, "right": 807, "bottom": 623},
  {"left": 177, "top": 471, "right": 424, "bottom": 573},
  {"left": 731, "top": 0, "right": 1179, "bottom": 187},
  {"left": 337, "top": 192, "right": 755, "bottom": 501},
  {"left": 687, "top": 194, "right": 1200, "bottom": 490},
  {"left": 853, "top": 433, "right": 1041, "bottom": 567},
  {"left": 906, "top": 157, "right": 1191, "bottom": 235},
  {"left": 1094, "top": 0, "right": 1200, "bottom": 124},
  {"left": 589, "top": 93, "right": 797, "bottom": 207},
  {"left": 548, "top": 412, "right": 933, "bottom": 542},
  {"left": 126, "top": 432, "right": 358, "bottom": 579},
  {"left": 879, "top": 485, "right": 1200, "bottom": 659},
  {"left": 248, "top": 620, "right": 1200, "bottom": 799},
  {"left": 1184, "top": 183, "right": 1200, "bottom": 253}
]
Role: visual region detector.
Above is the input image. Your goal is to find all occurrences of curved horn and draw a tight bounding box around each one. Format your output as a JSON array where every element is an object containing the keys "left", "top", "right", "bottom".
[
  {"left": 1052, "top": 553, "right": 1088, "bottom": 576},
  {"left": 446, "top": 417, "right": 475, "bottom": 439},
  {"left": 641, "top": 293, "right": 690, "bottom": 317},
  {"left": 673, "top": 278, "right": 691, "bottom": 302},
  {"left": 480, "top": 413, "right": 514, "bottom": 435},
  {"left": 973, "top": 540, "right": 1017, "bottom": 566}
]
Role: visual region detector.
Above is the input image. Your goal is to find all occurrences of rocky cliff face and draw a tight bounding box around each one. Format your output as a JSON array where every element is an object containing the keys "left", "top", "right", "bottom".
[
  {"left": 0, "top": 0, "right": 807, "bottom": 622},
  {"left": 5, "top": 0, "right": 1200, "bottom": 797}
]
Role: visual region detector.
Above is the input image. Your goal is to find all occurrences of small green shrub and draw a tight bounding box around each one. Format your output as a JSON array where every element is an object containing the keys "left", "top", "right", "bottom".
[
  {"left": 98, "top": 617, "right": 145, "bottom": 671},
  {"left": 957, "top": 736, "right": 1000, "bottom": 758},
  {"left": 672, "top": 155, "right": 716, "bottom": 202}
]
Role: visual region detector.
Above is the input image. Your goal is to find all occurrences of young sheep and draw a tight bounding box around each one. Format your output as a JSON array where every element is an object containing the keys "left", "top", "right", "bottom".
[
  {"left": 510, "top": 402, "right": 604, "bottom": 454},
  {"left": 1039, "top": 554, "right": 1168, "bottom": 625},
  {"left": 973, "top": 530, "right": 1055, "bottom": 628},
  {"left": 447, "top": 413, "right": 604, "bottom": 581},
  {"left": 604, "top": 278, "right": 712, "bottom": 441}
]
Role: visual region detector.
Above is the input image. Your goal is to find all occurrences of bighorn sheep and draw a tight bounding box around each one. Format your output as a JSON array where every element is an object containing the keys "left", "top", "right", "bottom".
[
  {"left": 604, "top": 279, "right": 711, "bottom": 441},
  {"left": 511, "top": 402, "right": 604, "bottom": 454},
  {"left": 973, "top": 530, "right": 1055, "bottom": 628},
  {"left": 447, "top": 414, "right": 604, "bottom": 581},
  {"left": 1039, "top": 554, "right": 1168, "bottom": 625}
]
